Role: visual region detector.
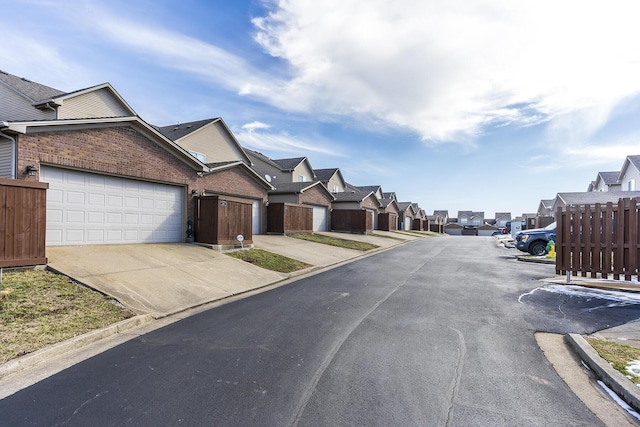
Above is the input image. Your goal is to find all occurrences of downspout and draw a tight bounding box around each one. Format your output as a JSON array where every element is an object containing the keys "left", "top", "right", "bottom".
[{"left": 0, "top": 128, "right": 17, "bottom": 179}]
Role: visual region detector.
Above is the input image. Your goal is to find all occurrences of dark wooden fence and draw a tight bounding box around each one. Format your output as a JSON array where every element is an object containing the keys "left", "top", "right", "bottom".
[
  {"left": 195, "top": 195, "right": 253, "bottom": 245},
  {"left": 331, "top": 210, "right": 372, "bottom": 234},
  {"left": 413, "top": 219, "right": 425, "bottom": 231},
  {"left": 556, "top": 198, "right": 640, "bottom": 280},
  {"left": 377, "top": 213, "right": 397, "bottom": 231},
  {"left": 0, "top": 178, "right": 48, "bottom": 267},
  {"left": 267, "top": 203, "right": 312, "bottom": 234}
]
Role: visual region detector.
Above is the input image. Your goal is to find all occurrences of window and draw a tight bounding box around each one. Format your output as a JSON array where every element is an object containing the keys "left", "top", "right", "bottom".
[
  {"left": 333, "top": 185, "right": 339, "bottom": 193},
  {"left": 460, "top": 218, "right": 468, "bottom": 224},
  {"left": 628, "top": 179, "right": 636, "bottom": 191},
  {"left": 188, "top": 151, "right": 206, "bottom": 163},
  {"left": 299, "top": 175, "right": 306, "bottom": 182}
]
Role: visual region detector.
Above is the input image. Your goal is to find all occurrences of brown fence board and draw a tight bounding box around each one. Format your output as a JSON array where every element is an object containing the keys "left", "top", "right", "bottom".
[
  {"left": 557, "top": 198, "right": 640, "bottom": 280},
  {"left": 0, "top": 179, "right": 48, "bottom": 267}
]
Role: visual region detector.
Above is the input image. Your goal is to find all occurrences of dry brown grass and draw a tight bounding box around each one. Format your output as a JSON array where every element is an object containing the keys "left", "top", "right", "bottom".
[{"left": 0, "top": 269, "right": 133, "bottom": 363}]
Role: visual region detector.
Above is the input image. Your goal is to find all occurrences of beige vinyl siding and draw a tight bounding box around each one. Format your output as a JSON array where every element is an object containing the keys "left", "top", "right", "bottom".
[
  {"left": 176, "top": 123, "right": 248, "bottom": 164},
  {"left": 326, "top": 174, "right": 345, "bottom": 193},
  {"left": 0, "top": 138, "right": 15, "bottom": 178},
  {"left": 294, "top": 162, "right": 314, "bottom": 183},
  {"left": 0, "top": 85, "right": 54, "bottom": 121},
  {"left": 57, "top": 88, "right": 131, "bottom": 119}
]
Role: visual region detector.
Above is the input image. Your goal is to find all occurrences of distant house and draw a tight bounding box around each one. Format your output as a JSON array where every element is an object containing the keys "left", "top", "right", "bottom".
[
  {"left": 314, "top": 168, "right": 347, "bottom": 194},
  {"left": 159, "top": 119, "right": 272, "bottom": 236},
  {"left": 331, "top": 188, "right": 381, "bottom": 234},
  {"left": 551, "top": 191, "right": 640, "bottom": 218},
  {"left": 431, "top": 210, "right": 449, "bottom": 233},
  {"left": 378, "top": 194, "right": 400, "bottom": 231},
  {"left": 589, "top": 171, "right": 622, "bottom": 192},
  {"left": 618, "top": 155, "right": 640, "bottom": 192},
  {"left": 245, "top": 149, "right": 333, "bottom": 232},
  {"left": 397, "top": 202, "right": 417, "bottom": 231},
  {"left": 412, "top": 203, "right": 427, "bottom": 231},
  {"left": 537, "top": 199, "right": 554, "bottom": 217},
  {"left": 494, "top": 212, "right": 511, "bottom": 228},
  {"left": 457, "top": 211, "right": 484, "bottom": 226}
]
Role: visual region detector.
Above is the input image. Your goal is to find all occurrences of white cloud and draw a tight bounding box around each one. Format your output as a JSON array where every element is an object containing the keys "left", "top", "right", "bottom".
[
  {"left": 251, "top": 0, "right": 640, "bottom": 143},
  {"left": 92, "top": 15, "right": 278, "bottom": 94},
  {"left": 235, "top": 121, "right": 344, "bottom": 156}
]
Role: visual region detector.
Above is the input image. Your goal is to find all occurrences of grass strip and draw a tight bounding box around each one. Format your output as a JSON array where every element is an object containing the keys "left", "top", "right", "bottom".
[
  {"left": 289, "top": 233, "right": 379, "bottom": 251},
  {"left": 0, "top": 269, "right": 133, "bottom": 363},
  {"left": 587, "top": 338, "right": 640, "bottom": 386},
  {"left": 226, "top": 249, "right": 311, "bottom": 273},
  {"left": 395, "top": 230, "right": 442, "bottom": 237}
]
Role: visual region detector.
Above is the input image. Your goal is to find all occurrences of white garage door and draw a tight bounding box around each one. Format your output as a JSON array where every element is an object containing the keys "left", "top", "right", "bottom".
[
  {"left": 252, "top": 200, "right": 261, "bottom": 235},
  {"left": 42, "top": 167, "right": 183, "bottom": 246},
  {"left": 313, "top": 206, "right": 328, "bottom": 231},
  {"left": 404, "top": 216, "right": 412, "bottom": 230}
]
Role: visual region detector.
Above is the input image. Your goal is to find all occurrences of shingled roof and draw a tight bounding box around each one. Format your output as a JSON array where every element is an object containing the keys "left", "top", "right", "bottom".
[
  {"left": 314, "top": 168, "right": 339, "bottom": 182},
  {"left": 0, "top": 70, "right": 65, "bottom": 102},
  {"left": 158, "top": 118, "right": 219, "bottom": 141},
  {"left": 272, "top": 157, "right": 307, "bottom": 171}
]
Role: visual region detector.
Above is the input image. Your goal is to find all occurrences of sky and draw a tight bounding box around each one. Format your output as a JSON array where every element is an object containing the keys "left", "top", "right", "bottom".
[{"left": 3, "top": 0, "right": 640, "bottom": 219}]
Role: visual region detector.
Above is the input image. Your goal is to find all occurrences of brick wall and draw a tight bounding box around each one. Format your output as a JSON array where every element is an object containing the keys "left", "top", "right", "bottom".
[
  {"left": 299, "top": 184, "right": 332, "bottom": 207},
  {"left": 17, "top": 124, "right": 269, "bottom": 231}
]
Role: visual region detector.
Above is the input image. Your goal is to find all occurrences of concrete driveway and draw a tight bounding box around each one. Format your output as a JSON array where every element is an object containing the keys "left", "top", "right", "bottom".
[
  {"left": 47, "top": 244, "right": 287, "bottom": 318},
  {"left": 46, "top": 232, "right": 418, "bottom": 318}
]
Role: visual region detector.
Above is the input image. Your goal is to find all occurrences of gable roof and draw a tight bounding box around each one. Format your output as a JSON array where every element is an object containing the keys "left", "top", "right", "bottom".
[
  {"left": 0, "top": 70, "right": 65, "bottom": 103},
  {"left": 397, "top": 202, "right": 417, "bottom": 214},
  {"left": 269, "top": 181, "right": 334, "bottom": 198},
  {"left": 205, "top": 161, "right": 274, "bottom": 190},
  {"left": 433, "top": 210, "right": 449, "bottom": 218},
  {"left": 244, "top": 148, "right": 282, "bottom": 170},
  {"left": 313, "top": 168, "right": 340, "bottom": 182},
  {"left": 554, "top": 191, "right": 640, "bottom": 210},
  {"left": 38, "top": 82, "right": 137, "bottom": 116},
  {"left": 332, "top": 189, "right": 381, "bottom": 206},
  {"left": 618, "top": 155, "right": 640, "bottom": 182},
  {"left": 158, "top": 118, "right": 216, "bottom": 141},
  {"left": 1, "top": 116, "right": 207, "bottom": 171},
  {"left": 598, "top": 171, "right": 620, "bottom": 186},
  {"left": 272, "top": 157, "right": 307, "bottom": 171},
  {"left": 159, "top": 117, "right": 252, "bottom": 166}
]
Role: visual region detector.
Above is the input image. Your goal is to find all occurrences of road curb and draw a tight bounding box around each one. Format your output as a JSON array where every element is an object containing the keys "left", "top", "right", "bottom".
[
  {"left": 566, "top": 333, "right": 640, "bottom": 412},
  {"left": 0, "top": 314, "right": 153, "bottom": 380}
]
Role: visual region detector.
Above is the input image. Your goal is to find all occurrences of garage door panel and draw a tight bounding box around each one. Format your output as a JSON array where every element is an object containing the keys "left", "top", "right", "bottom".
[
  {"left": 67, "top": 191, "right": 85, "bottom": 204},
  {"left": 42, "top": 167, "right": 183, "bottom": 246},
  {"left": 313, "top": 206, "right": 328, "bottom": 231}
]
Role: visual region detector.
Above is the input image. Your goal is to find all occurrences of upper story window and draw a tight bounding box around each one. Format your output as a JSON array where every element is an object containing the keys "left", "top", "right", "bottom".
[
  {"left": 628, "top": 179, "right": 636, "bottom": 191},
  {"left": 333, "top": 185, "right": 339, "bottom": 193},
  {"left": 299, "top": 175, "right": 306, "bottom": 182},
  {"left": 460, "top": 218, "right": 468, "bottom": 224},
  {"left": 189, "top": 151, "right": 206, "bottom": 163}
]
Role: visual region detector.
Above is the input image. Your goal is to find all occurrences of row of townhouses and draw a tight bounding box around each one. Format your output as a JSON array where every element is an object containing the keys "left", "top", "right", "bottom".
[
  {"left": 432, "top": 156, "right": 640, "bottom": 237},
  {"left": 0, "top": 71, "right": 434, "bottom": 248},
  {"left": 535, "top": 155, "right": 640, "bottom": 221}
]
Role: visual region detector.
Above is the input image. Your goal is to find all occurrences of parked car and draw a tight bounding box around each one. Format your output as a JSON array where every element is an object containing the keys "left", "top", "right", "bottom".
[{"left": 515, "top": 222, "right": 557, "bottom": 256}]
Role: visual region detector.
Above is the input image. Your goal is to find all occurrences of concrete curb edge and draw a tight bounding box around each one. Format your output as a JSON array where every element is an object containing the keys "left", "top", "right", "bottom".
[
  {"left": 566, "top": 333, "right": 640, "bottom": 412},
  {"left": 0, "top": 314, "right": 153, "bottom": 380}
]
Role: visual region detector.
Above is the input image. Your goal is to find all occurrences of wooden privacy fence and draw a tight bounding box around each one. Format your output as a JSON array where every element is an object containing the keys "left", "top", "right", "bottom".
[
  {"left": 267, "top": 203, "right": 312, "bottom": 234},
  {"left": 195, "top": 195, "right": 253, "bottom": 245},
  {"left": 0, "top": 178, "right": 49, "bottom": 267},
  {"left": 331, "top": 210, "right": 372, "bottom": 234},
  {"left": 556, "top": 198, "right": 640, "bottom": 280}
]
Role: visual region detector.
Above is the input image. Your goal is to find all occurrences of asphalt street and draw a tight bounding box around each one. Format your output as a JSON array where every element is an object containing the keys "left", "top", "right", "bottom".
[{"left": 3, "top": 237, "right": 640, "bottom": 426}]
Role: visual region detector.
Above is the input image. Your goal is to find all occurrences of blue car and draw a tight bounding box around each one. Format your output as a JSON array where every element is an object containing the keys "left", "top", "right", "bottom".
[{"left": 515, "top": 222, "right": 556, "bottom": 256}]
